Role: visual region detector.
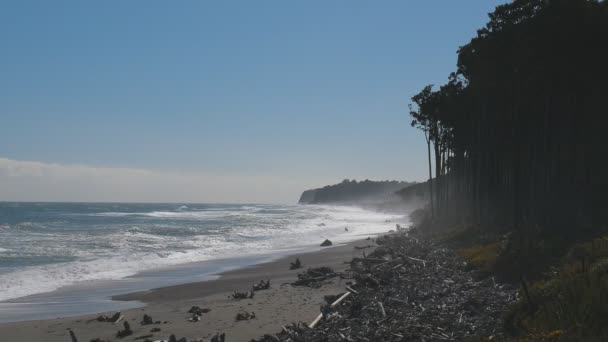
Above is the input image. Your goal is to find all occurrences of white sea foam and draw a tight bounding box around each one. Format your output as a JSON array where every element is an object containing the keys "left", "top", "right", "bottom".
[{"left": 0, "top": 204, "right": 407, "bottom": 301}]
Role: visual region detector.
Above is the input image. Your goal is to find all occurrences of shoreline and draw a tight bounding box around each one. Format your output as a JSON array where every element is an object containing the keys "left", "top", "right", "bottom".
[
  {"left": 0, "top": 237, "right": 379, "bottom": 342},
  {"left": 0, "top": 202, "right": 407, "bottom": 316}
]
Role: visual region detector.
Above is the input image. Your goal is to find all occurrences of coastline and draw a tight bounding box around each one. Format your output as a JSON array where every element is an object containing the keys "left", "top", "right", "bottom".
[{"left": 0, "top": 237, "right": 378, "bottom": 342}]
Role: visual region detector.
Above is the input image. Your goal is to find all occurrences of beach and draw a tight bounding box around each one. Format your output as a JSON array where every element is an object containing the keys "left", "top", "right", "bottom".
[{"left": 0, "top": 238, "right": 376, "bottom": 342}]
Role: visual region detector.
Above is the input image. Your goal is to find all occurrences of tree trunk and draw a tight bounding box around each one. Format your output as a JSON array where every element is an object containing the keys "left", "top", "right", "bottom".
[{"left": 426, "top": 132, "right": 434, "bottom": 218}]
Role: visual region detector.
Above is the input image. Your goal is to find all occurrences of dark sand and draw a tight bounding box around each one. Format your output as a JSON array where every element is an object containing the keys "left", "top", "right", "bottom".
[{"left": 0, "top": 238, "right": 377, "bottom": 342}]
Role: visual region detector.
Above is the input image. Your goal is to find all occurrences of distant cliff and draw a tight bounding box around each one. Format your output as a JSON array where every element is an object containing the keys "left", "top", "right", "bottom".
[
  {"left": 298, "top": 189, "right": 317, "bottom": 204},
  {"left": 298, "top": 179, "right": 413, "bottom": 204}
]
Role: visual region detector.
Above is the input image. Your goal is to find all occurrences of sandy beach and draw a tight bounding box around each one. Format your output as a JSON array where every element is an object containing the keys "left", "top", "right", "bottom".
[{"left": 0, "top": 238, "right": 377, "bottom": 342}]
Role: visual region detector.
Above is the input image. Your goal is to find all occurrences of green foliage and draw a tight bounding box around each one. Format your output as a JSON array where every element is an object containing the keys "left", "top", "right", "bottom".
[
  {"left": 459, "top": 242, "right": 500, "bottom": 273},
  {"left": 505, "top": 235, "right": 608, "bottom": 339}
]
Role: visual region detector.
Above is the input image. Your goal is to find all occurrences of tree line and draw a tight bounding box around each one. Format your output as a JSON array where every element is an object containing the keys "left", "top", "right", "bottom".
[
  {"left": 409, "top": 0, "right": 608, "bottom": 234},
  {"left": 299, "top": 179, "right": 411, "bottom": 204}
]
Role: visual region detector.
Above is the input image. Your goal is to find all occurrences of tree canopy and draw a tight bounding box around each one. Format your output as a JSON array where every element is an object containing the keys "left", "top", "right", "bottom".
[{"left": 409, "top": 0, "right": 608, "bottom": 232}]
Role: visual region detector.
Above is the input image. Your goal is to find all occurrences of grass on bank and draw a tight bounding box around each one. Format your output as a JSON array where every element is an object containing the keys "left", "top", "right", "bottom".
[
  {"left": 505, "top": 236, "right": 608, "bottom": 341},
  {"left": 413, "top": 209, "right": 608, "bottom": 340},
  {"left": 459, "top": 242, "right": 500, "bottom": 274}
]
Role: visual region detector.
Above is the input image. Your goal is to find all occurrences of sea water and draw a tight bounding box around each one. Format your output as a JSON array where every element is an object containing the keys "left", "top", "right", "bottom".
[{"left": 0, "top": 202, "right": 405, "bottom": 322}]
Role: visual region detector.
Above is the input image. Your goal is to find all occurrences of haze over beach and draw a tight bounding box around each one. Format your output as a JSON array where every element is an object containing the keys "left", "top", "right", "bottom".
[{"left": 2, "top": 1, "right": 608, "bottom": 341}]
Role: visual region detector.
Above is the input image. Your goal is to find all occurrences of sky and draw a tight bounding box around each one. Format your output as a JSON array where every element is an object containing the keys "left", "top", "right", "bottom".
[{"left": 0, "top": 0, "right": 505, "bottom": 203}]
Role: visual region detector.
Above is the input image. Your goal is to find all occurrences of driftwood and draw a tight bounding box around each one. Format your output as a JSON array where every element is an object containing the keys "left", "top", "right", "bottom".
[
  {"left": 308, "top": 313, "right": 323, "bottom": 329},
  {"left": 116, "top": 321, "right": 133, "bottom": 338},
  {"left": 188, "top": 306, "right": 211, "bottom": 316},
  {"left": 289, "top": 258, "right": 302, "bottom": 270},
  {"left": 291, "top": 267, "right": 337, "bottom": 287},
  {"left": 210, "top": 332, "right": 226, "bottom": 342},
  {"left": 378, "top": 301, "right": 386, "bottom": 317},
  {"left": 345, "top": 286, "right": 358, "bottom": 294},
  {"left": 68, "top": 329, "right": 78, "bottom": 342},
  {"left": 331, "top": 292, "right": 351, "bottom": 308},
  {"left": 95, "top": 312, "right": 122, "bottom": 323},
  {"left": 352, "top": 257, "right": 389, "bottom": 263},
  {"left": 140, "top": 313, "right": 155, "bottom": 325},
  {"left": 309, "top": 291, "right": 352, "bottom": 328},
  {"left": 251, "top": 230, "right": 517, "bottom": 342},
  {"left": 235, "top": 311, "right": 256, "bottom": 321},
  {"left": 354, "top": 244, "right": 374, "bottom": 250},
  {"left": 231, "top": 290, "right": 254, "bottom": 299},
  {"left": 188, "top": 314, "right": 201, "bottom": 322},
  {"left": 252, "top": 279, "right": 271, "bottom": 291}
]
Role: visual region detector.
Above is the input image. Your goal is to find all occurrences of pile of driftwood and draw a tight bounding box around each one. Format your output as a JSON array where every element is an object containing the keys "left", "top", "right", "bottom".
[
  {"left": 141, "top": 313, "right": 161, "bottom": 325},
  {"left": 253, "top": 230, "right": 517, "bottom": 341},
  {"left": 188, "top": 306, "right": 211, "bottom": 316},
  {"left": 231, "top": 290, "right": 254, "bottom": 299},
  {"left": 115, "top": 321, "right": 133, "bottom": 338},
  {"left": 187, "top": 306, "right": 211, "bottom": 322},
  {"left": 235, "top": 311, "right": 256, "bottom": 321},
  {"left": 290, "top": 267, "right": 337, "bottom": 288},
  {"left": 252, "top": 279, "right": 271, "bottom": 291},
  {"left": 95, "top": 312, "right": 123, "bottom": 323},
  {"left": 231, "top": 278, "right": 271, "bottom": 300},
  {"left": 289, "top": 258, "right": 302, "bottom": 270}
]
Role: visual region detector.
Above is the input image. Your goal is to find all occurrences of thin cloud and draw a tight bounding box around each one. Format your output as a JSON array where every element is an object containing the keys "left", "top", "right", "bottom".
[{"left": 0, "top": 157, "right": 312, "bottom": 204}]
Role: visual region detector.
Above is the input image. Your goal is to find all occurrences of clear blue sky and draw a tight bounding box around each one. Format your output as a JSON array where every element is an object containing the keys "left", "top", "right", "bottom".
[{"left": 0, "top": 1, "right": 505, "bottom": 203}]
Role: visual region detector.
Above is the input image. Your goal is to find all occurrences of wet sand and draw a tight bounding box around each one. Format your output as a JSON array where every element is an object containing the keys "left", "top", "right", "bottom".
[{"left": 0, "top": 238, "right": 377, "bottom": 342}]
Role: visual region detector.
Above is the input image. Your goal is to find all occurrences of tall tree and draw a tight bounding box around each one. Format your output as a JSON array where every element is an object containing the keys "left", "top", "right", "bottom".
[{"left": 409, "top": 0, "right": 608, "bottom": 232}]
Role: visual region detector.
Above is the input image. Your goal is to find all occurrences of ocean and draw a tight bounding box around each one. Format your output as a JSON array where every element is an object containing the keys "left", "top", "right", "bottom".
[{"left": 0, "top": 202, "right": 405, "bottom": 322}]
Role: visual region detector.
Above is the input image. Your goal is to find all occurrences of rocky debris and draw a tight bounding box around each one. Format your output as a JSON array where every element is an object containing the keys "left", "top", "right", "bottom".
[
  {"left": 231, "top": 290, "right": 254, "bottom": 299},
  {"left": 210, "top": 332, "right": 226, "bottom": 342},
  {"left": 289, "top": 258, "right": 302, "bottom": 270},
  {"left": 252, "top": 279, "right": 271, "bottom": 291},
  {"left": 235, "top": 311, "right": 256, "bottom": 321},
  {"left": 151, "top": 327, "right": 161, "bottom": 332},
  {"left": 96, "top": 312, "right": 122, "bottom": 323},
  {"left": 291, "top": 267, "right": 337, "bottom": 288},
  {"left": 251, "top": 230, "right": 517, "bottom": 341},
  {"left": 320, "top": 239, "right": 332, "bottom": 247},
  {"left": 116, "top": 321, "right": 133, "bottom": 338},
  {"left": 188, "top": 306, "right": 211, "bottom": 316}
]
